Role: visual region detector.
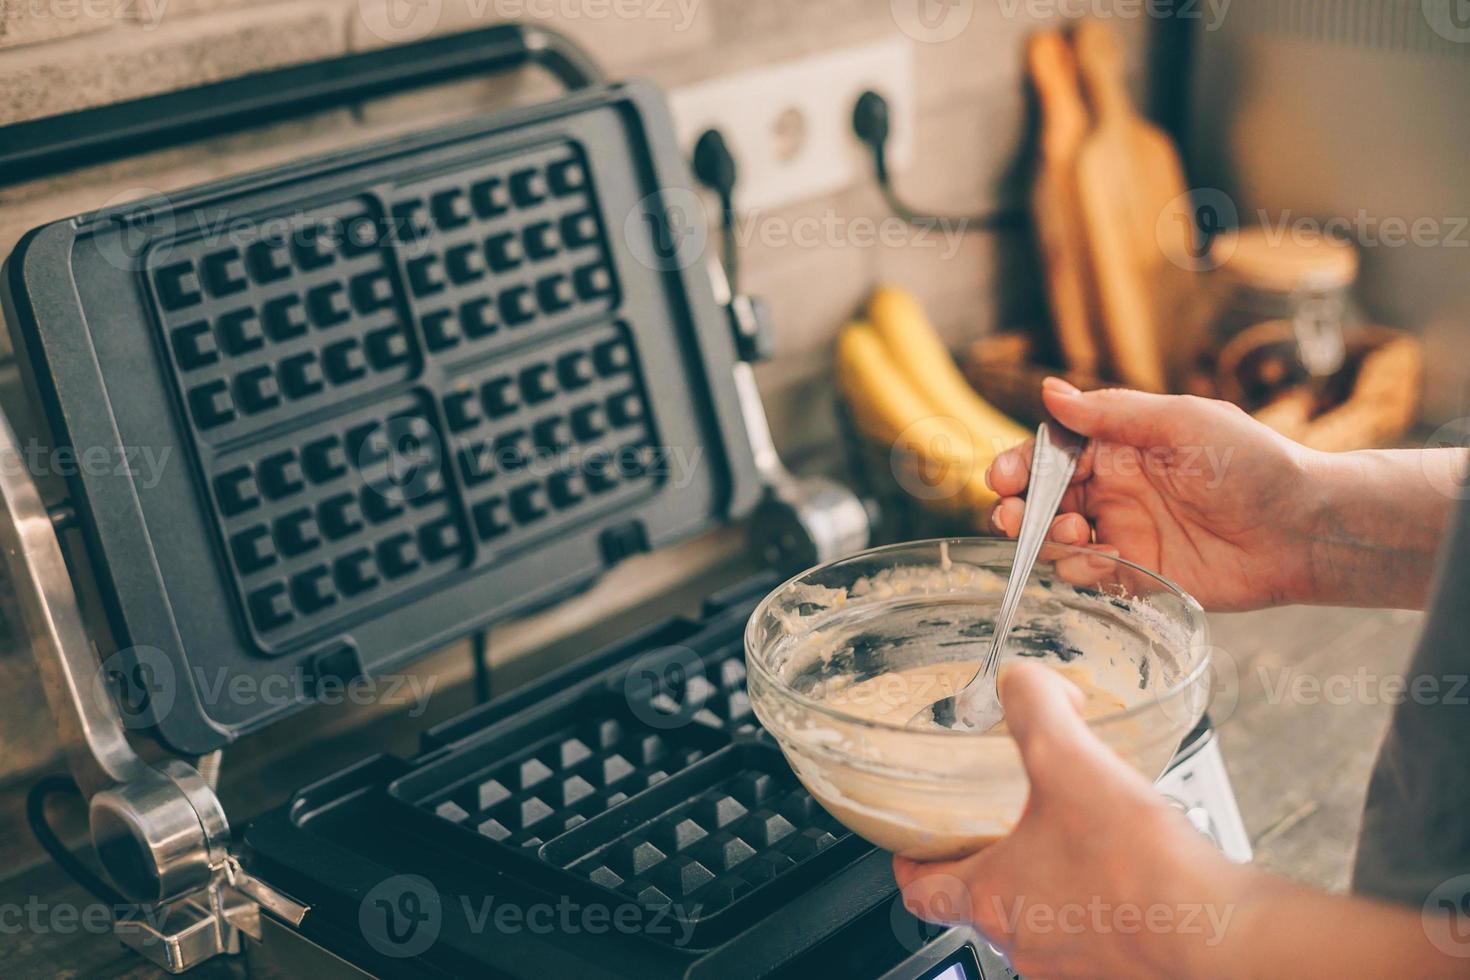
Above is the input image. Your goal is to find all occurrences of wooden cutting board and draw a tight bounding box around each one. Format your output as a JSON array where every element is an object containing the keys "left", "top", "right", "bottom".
[
  {"left": 1072, "top": 20, "right": 1194, "bottom": 392},
  {"left": 1027, "top": 32, "right": 1101, "bottom": 376}
]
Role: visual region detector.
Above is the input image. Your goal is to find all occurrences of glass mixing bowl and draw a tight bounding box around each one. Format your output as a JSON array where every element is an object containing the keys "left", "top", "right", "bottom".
[{"left": 745, "top": 538, "right": 1210, "bottom": 861}]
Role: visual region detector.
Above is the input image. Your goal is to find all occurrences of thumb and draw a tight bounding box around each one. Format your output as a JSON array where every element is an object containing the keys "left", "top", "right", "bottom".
[
  {"left": 998, "top": 661, "right": 1096, "bottom": 798},
  {"left": 1041, "top": 378, "right": 1182, "bottom": 449},
  {"left": 1000, "top": 662, "right": 1155, "bottom": 801}
]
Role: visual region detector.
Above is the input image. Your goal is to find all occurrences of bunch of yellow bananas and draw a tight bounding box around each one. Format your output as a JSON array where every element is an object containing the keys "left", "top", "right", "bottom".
[{"left": 836, "top": 286, "right": 1029, "bottom": 526}]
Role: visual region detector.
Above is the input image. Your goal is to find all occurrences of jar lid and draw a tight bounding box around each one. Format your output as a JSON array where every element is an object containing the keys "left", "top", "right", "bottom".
[{"left": 1209, "top": 226, "right": 1359, "bottom": 294}]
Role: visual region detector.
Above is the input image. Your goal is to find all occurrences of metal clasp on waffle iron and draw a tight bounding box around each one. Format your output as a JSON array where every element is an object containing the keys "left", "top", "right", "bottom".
[
  {"left": 0, "top": 403, "right": 307, "bottom": 973},
  {"left": 706, "top": 254, "right": 874, "bottom": 572}
]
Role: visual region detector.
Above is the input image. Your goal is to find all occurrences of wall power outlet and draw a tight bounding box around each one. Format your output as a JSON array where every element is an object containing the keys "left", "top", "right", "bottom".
[{"left": 668, "top": 38, "right": 916, "bottom": 214}]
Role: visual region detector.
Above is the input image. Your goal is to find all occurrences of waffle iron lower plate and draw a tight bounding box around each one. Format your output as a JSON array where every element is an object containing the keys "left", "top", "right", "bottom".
[
  {"left": 2, "top": 81, "right": 761, "bottom": 753},
  {"left": 241, "top": 581, "right": 906, "bottom": 979}
]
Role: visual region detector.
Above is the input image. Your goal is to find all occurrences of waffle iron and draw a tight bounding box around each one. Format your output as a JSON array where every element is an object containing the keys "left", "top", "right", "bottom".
[{"left": 0, "top": 24, "right": 1249, "bottom": 978}]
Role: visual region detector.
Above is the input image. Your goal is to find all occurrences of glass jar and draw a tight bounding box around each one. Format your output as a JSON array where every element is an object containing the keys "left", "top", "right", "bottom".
[{"left": 1207, "top": 226, "right": 1361, "bottom": 378}]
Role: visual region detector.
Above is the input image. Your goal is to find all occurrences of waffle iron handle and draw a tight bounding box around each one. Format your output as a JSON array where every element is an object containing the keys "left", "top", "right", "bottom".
[
  {"left": 0, "top": 398, "right": 302, "bottom": 970},
  {"left": 0, "top": 395, "right": 250, "bottom": 917},
  {"left": 0, "top": 21, "right": 604, "bottom": 188},
  {"left": 0, "top": 400, "right": 147, "bottom": 797}
]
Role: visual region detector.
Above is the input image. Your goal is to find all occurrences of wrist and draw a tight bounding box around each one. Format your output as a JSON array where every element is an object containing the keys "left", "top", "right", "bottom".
[
  {"left": 1290, "top": 446, "right": 1355, "bottom": 605},
  {"left": 1260, "top": 444, "right": 1341, "bottom": 606},
  {"left": 1175, "top": 865, "right": 1290, "bottom": 980},
  {"left": 1295, "top": 448, "right": 1461, "bottom": 608}
]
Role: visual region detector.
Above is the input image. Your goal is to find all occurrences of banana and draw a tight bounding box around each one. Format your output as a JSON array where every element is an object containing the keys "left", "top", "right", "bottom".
[
  {"left": 866, "top": 285, "right": 1029, "bottom": 458},
  {"left": 835, "top": 322, "right": 997, "bottom": 517},
  {"left": 835, "top": 288, "right": 1033, "bottom": 527}
]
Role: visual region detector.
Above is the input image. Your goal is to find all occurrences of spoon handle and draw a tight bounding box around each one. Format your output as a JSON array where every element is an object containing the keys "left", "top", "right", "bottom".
[{"left": 979, "top": 422, "right": 1085, "bottom": 686}]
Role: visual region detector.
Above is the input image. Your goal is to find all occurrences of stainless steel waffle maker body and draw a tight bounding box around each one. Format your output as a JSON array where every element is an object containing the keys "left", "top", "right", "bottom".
[{"left": 0, "top": 26, "right": 1247, "bottom": 978}]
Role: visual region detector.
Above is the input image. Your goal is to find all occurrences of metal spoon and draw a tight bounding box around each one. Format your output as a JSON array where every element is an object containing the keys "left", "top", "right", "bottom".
[{"left": 908, "top": 421, "right": 1088, "bottom": 732}]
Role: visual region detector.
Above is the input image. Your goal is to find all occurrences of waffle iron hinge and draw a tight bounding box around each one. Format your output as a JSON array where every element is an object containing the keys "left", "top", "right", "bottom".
[
  {"left": 0, "top": 400, "right": 307, "bottom": 973},
  {"left": 709, "top": 256, "right": 874, "bottom": 571}
]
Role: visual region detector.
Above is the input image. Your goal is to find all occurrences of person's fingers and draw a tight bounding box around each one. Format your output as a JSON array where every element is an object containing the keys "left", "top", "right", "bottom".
[
  {"left": 1050, "top": 543, "right": 1124, "bottom": 589},
  {"left": 1051, "top": 512, "right": 1090, "bottom": 544},
  {"left": 986, "top": 439, "right": 1033, "bottom": 497},
  {"left": 999, "top": 662, "right": 1157, "bottom": 801},
  {"left": 1041, "top": 377, "right": 1184, "bottom": 449},
  {"left": 995, "top": 661, "right": 1092, "bottom": 798},
  {"left": 986, "top": 427, "right": 1095, "bottom": 498},
  {"left": 991, "top": 500, "right": 1090, "bottom": 543},
  {"left": 893, "top": 854, "right": 986, "bottom": 927},
  {"left": 991, "top": 496, "right": 1022, "bottom": 536}
]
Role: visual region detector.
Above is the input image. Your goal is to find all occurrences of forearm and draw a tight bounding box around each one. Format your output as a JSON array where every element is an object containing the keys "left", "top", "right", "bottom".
[
  {"left": 1295, "top": 448, "right": 1467, "bottom": 609},
  {"left": 1193, "top": 874, "right": 1466, "bottom": 980}
]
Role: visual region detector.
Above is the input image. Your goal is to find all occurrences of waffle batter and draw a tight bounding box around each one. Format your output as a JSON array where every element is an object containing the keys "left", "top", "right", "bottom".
[
  {"left": 825, "top": 659, "right": 1130, "bottom": 733},
  {"left": 778, "top": 657, "right": 1157, "bottom": 861}
]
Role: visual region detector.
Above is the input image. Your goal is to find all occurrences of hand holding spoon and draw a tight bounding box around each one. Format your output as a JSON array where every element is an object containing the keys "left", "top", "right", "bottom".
[{"left": 907, "top": 421, "right": 1088, "bottom": 732}]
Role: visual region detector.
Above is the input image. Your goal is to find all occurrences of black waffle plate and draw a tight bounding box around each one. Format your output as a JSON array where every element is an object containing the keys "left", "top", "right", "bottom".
[
  {"left": 386, "top": 639, "right": 860, "bottom": 946},
  {"left": 395, "top": 690, "right": 733, "bottom": 850},
  {"left": 540, "top": 743, "right": 857, "bottom": 932},
  {"left": 2, "top": 82, "right": 761, "bottom": 752}
]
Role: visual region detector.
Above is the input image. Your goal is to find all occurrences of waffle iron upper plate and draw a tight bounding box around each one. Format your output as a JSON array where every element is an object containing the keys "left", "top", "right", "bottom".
[{"left": 2, "top": 82, "right": 761, "bottom": 753}]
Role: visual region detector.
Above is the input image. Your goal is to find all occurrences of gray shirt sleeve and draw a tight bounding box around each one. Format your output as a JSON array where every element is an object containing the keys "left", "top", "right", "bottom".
[{"left": 1353, "top": 490, "right": 1470, "bottom": 906}]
